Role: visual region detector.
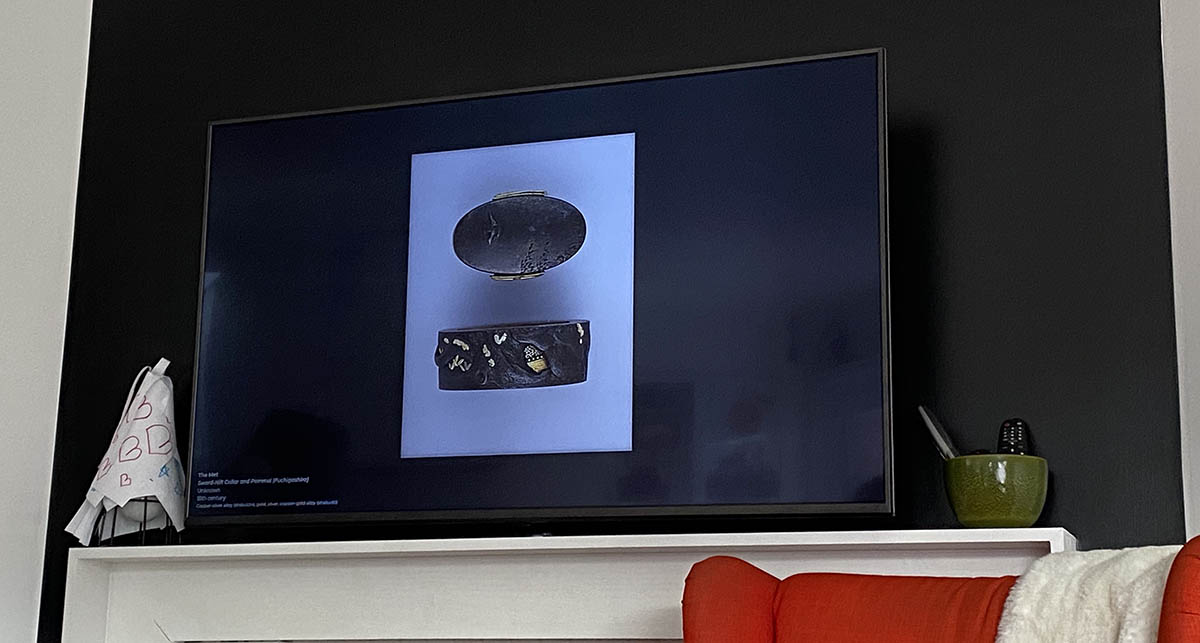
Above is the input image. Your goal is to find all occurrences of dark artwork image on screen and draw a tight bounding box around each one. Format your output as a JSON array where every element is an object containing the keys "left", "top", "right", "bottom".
[{"left": 189, "top": 49, "right": 892, "bottom": 525}]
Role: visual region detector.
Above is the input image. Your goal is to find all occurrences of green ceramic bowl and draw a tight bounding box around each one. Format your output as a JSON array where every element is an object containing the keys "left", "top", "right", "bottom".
[{"left": 944, "top": 454, "right": 1048, "bottom": 528}]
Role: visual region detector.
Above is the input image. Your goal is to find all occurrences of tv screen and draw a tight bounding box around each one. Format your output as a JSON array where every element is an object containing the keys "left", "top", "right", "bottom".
[{"left": 189, "top": 49, "right": 891, "bottom": 525}]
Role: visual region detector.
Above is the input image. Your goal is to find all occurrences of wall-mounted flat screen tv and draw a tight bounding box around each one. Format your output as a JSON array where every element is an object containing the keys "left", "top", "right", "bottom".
[{"left": 189, "top": 49, "right": 892, "bottom": 525}]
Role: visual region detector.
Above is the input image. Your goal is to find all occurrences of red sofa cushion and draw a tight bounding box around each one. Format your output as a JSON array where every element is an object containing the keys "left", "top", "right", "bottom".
[
  {"left": 775, "top": 572, "right": 1016, "bottom": 642},
  {"left": 1158, "top": 535, "right": 1200, "bottom": 642},
  {"left": 683, "top": 556, "right": 779, "bottom": 643},
  {"left": 682, "top": 556, "right": 1016, "bottom": 643}
]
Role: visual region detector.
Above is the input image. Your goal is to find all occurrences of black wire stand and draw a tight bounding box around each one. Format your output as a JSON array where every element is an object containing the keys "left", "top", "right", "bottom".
[{"left": 90, "top": 495, "right": 180, "bottom": 546}]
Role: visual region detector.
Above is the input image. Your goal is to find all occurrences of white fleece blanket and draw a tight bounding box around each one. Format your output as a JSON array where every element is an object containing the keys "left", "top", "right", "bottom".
[{"left": 996, "top": 544, "right": 1181, "bottom": 643}]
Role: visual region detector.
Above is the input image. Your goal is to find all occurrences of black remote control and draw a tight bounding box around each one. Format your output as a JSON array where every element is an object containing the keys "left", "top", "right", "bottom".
[{"left": 997, "top": 418, "right": 1032, "bottom": 455}]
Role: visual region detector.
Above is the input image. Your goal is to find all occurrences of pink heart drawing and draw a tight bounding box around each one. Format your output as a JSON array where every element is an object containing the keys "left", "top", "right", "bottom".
[
  {"left": 118, "top": 435, "right": 143, "bottom": 463},
  {"left": 125, "top": 395, "right": 153, "bottom": 424},
  {"left": 146, "top": 424, "right": 173, "bottom": 456},
  {"left": 95, "top": 457, "right": 112, "bottom": 480}
]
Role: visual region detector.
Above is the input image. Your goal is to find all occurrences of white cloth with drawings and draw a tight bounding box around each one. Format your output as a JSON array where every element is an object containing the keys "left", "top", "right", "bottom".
[{"left": 66, "top": 358, "right": 187, "bottom": 545}]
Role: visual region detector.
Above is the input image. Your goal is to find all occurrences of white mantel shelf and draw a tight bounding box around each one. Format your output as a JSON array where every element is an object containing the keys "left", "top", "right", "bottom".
[{"left": 63, "top": 528, "right": 1075, "bottom": 642}]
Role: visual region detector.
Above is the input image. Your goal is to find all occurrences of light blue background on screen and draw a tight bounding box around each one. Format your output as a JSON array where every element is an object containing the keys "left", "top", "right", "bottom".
[{"left": 402, "top": 133, "right": 635, "bottom": 458}]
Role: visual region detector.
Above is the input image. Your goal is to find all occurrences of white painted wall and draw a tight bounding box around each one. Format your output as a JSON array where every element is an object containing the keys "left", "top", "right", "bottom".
[
  {"left": 0, "top": 0, "right": 91, "bottom": 639},
  {"left": 1163, "top": 0, "right": 1200, "bottom": 539}
]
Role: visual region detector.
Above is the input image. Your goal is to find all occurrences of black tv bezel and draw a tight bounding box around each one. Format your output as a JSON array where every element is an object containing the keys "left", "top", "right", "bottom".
[{"left": 187, "top": 48, "right": 894, "bottom": 528}]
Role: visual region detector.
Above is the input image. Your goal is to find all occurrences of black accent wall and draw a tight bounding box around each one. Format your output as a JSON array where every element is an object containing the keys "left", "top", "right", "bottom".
[{"left": 40, "top": 2, "right": 1182, "bottom": 639}]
